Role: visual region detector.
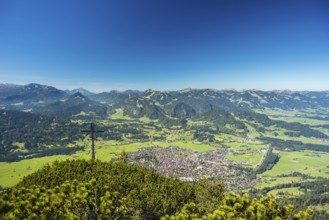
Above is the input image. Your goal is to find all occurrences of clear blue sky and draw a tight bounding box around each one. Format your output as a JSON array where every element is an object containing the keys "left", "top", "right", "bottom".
[{"left": 0, "top": 0, "right": 328, "bottom": 92}]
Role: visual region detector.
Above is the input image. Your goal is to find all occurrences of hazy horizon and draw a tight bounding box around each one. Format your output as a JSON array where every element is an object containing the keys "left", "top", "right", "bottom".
[{"left": 2, "top": 81, "right": 329, "bottom": 94}]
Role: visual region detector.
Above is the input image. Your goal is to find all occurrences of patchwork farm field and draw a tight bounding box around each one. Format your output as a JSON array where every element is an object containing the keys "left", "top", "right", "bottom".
[{"left": 1, "top": 104, "right": 329, "bottom": 220}]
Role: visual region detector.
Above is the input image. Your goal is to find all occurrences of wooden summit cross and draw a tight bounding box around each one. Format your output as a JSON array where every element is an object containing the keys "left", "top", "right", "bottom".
[{"left": 81, "top": 123, "right": 105, "bottom": 160}]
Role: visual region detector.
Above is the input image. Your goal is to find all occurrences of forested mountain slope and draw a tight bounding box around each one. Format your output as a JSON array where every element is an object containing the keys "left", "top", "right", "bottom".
[
  {"left": 36, "top": 92, "right": 108, "bottom": 119},
  {"left": 0, "top": 83, "right": 67, "bottom": 110},
  {"left": 0, "top": 110, "right": 83, "bottom": 160}
]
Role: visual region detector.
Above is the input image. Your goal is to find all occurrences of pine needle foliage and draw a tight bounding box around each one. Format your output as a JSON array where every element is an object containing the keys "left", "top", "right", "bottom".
[{"left": 0, "top": 159, "right": 312, "bottom": 219}]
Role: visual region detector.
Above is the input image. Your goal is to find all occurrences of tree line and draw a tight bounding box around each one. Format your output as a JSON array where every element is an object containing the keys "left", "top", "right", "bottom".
[
  {"left": 249, "top": 174, "right": 329, "bottom": 219},
  {"left": 258, "top": 137, "right": 329, "bottom": 153}
]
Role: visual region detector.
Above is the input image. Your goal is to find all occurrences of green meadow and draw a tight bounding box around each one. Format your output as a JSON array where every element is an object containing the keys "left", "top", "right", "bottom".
[
  {"left": 255, "top": 176, "right": 302, "bottom": 189},
  {"left": 261, "top": 150, "right": 329, "bottom": 178},
  {"left": 254, "top": 150, "right": 329, "bottom": 193},
  {"left": 227, "top": 152, "right": 263, "bottom": 167},
  {"left": 267, "top": 187, "right": 304, "bottom": 197},
  {"left": 0, "top": 155, "right": 70, "bottom": 187}
]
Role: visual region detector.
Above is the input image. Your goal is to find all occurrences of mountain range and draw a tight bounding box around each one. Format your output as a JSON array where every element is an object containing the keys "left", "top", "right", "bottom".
[
  {"left": 1, "top": 83, "right": 329, "bottom": 118},
  {"left": 1, "top": 83, "right": 328, "bottom": 140}
]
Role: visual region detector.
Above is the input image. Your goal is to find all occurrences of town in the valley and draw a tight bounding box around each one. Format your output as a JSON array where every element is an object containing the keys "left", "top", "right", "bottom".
[{"left": 116, "top": 146, "right": 261, "bottom": 190}]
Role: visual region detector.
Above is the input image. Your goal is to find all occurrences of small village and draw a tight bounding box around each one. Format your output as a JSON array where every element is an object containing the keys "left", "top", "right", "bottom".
[{"left": 122, "top": 146, "right": 261, "bottom": 190}]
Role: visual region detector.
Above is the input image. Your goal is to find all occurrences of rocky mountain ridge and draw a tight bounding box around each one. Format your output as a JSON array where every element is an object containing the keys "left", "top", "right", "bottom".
[{"left": 1, "top": 83, "right": 329, "bottom": 119}]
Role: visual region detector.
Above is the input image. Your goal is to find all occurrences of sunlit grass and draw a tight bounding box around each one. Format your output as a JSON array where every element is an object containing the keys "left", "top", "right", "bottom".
[
  {"left": 254, "top": 176, "right": 302, "bottom": 189},
  {"left": 109, "top": 108, "right": 133, "bottom": 120},
  {"left": 0, "top": 155, "right": 70, "bottom": 188},
  {"left": 267, "top": 187, "right": 304, "bottom": 197},
  {"left": 261, "top": 150, "right": 329, "bottom": 178},
  {"left": 227, "top": 152, "right": 262, "bottom": 167}
]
